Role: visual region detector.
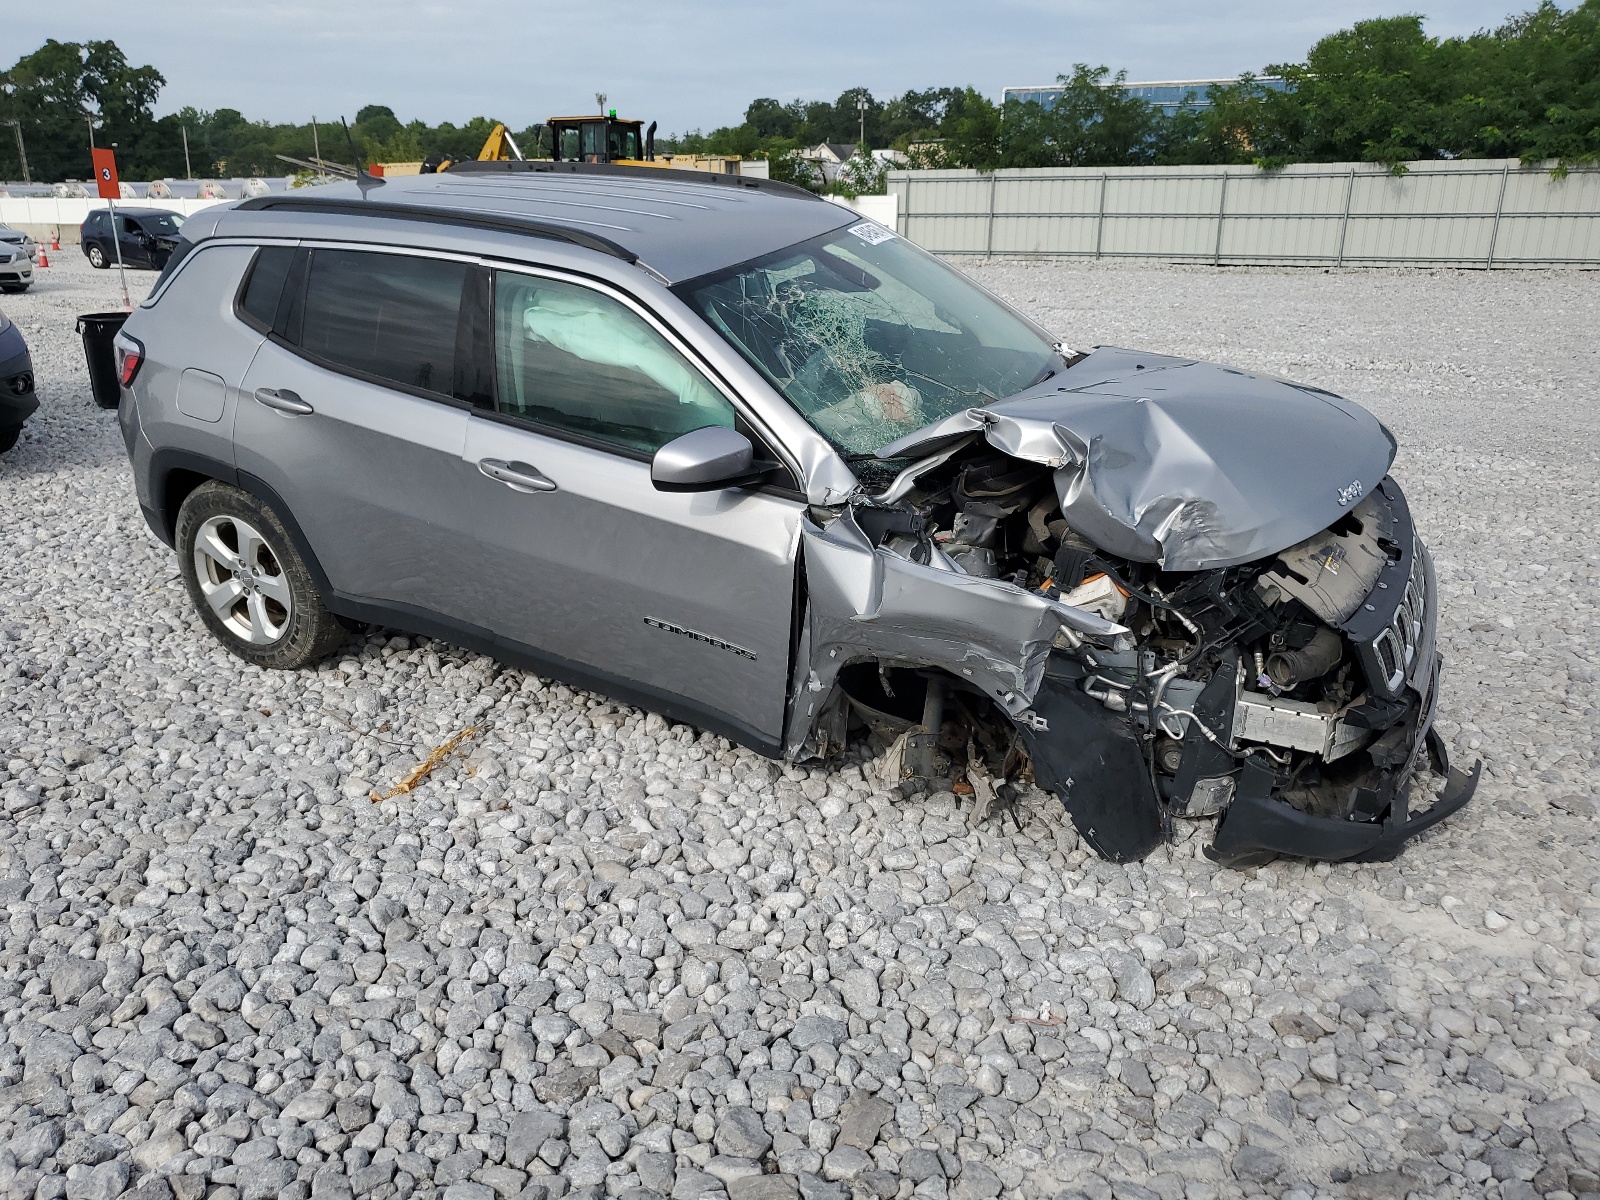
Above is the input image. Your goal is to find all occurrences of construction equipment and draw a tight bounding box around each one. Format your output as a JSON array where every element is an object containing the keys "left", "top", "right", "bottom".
[{"left": 373, "top": 110, "right": 747, "bottom": 178}]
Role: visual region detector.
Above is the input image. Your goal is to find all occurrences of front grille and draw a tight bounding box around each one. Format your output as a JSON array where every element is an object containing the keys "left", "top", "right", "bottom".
[{"left": 1370, "top": 535, "right": 1427, "bottom": 693}]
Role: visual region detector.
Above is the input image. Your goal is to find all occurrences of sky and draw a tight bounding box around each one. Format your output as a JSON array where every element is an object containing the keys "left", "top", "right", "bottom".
[{"left": 12, "top": 0, "right": 1529, "bottom": 134}]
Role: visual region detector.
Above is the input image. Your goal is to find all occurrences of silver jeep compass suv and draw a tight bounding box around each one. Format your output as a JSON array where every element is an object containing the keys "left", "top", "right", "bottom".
[{"left": 117, "top": 163, "right": 1476, "bottom": 866}]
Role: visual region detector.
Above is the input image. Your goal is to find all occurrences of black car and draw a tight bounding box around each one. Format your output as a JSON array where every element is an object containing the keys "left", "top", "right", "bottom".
[
  {"left": 80, "top": 208, "right": 186, "bottom": 271},
  {"left": 0, "top": 308, "right": 36, "bottom": 453}
]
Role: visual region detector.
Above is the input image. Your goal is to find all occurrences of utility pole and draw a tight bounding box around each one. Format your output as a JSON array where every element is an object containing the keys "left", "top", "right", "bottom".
[
  {"left": 3, "top": 121, "right": 28, "bottom": 184},
  {"left": 182, "top": 125, "right": 192, "bottom": 178},
  {"left": 858, "top": 95, "right": 867, "bottom": 152}
]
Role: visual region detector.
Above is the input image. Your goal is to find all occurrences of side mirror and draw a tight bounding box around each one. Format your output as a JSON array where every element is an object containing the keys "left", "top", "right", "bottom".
[{"left": 651, "top": 426, "right": 755, "bottom": 492}]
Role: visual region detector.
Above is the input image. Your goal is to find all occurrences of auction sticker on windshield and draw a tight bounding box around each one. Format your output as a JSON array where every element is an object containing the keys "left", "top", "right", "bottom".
[{"left": 848, "top": 221, "right": 896, "bottom": 245}]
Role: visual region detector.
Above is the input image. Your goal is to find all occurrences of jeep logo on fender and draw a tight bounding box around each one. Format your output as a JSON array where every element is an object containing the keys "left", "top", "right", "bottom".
[{"left": 1336, "top": 479, "right": 1365, "bottom": 507}]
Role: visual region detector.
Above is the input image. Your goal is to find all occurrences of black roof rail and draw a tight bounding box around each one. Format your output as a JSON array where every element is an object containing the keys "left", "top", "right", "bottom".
[
  {"left": 444, "top": 158, "right": 824, "bottom": 202},
  {"left": 231, "top": 195, "right": 639, "bottom": 263}
]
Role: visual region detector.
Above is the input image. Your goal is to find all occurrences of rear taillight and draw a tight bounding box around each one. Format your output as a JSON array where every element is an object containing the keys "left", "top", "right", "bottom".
[{"left": 114, "top": 330, "right": 145, "bottom": 387}]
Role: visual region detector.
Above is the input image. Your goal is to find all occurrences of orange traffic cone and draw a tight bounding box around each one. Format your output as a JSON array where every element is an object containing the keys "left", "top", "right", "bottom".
[
  {"left": 51, "top": 236, "right": 61, "bottom": 251},
  {"left": 37, "top": 250, "right": 48, "bottom": 269}
]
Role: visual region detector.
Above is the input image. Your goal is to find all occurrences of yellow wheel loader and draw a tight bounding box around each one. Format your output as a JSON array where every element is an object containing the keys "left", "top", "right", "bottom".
[{"left": 375, "top": 112, "right": 745, "bottom": 177}]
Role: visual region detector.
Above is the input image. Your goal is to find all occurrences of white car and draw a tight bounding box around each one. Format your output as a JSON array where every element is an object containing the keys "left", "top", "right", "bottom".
[{"left": 0, "top": 224, "right": 39, "bottom": 262}]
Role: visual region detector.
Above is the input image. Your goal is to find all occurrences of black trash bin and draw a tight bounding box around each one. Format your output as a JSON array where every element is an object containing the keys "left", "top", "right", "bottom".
[{"left": 77, "top": 311, "right": 129, "bottom": 410}]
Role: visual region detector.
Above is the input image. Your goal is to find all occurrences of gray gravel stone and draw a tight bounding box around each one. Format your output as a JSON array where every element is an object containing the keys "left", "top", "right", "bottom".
[
  {"left": 715, "top": 1107, "right": 772, "bottom": 1159},
  {"left": 4, "top": 250, "right": 1600, "bottom": 1200}
]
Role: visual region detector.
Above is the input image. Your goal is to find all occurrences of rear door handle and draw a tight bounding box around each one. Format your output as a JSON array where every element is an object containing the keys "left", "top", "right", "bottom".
[
  {"left": 478, "top": 458, "right": 557, "bottom": 493},
  {"left": 254, "top": 387, "right": 314, "bottom": 415}
]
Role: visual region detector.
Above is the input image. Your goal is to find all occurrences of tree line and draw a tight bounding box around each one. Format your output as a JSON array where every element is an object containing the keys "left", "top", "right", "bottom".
[{"left": 1, "top": 2, "right": 1596, "bottom": 187}]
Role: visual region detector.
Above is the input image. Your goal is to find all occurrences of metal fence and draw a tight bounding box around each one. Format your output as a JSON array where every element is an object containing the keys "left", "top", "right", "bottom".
[{"left": 888, "top": 159, "right": 1600, "bottom": 268}]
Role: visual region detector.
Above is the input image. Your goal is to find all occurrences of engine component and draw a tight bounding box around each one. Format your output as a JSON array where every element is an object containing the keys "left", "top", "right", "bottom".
[
  {"left": 902, "top": 675, "right": 950, "bottom": 781},
  {"left": 947, "top": 546, "right": 1000, "bottom": 577},
  {"left": 1257, "top": 491, "right": 1390, "bottom": 625},
  {"left": 1061, "top": 574, "right": 1127, "bottom": 622},
  {"left": 1266, "top": 626, "right": 1343, "bottom": 688},
  {"left": 949, "top": 504, "right": 1003, "bottom": 547},
  {"left": 1183, "top": 775, "right": 1235, "bottom": 818},
  {"left": 1232, "top": 690, "right": 1366, "bottom": 760}
]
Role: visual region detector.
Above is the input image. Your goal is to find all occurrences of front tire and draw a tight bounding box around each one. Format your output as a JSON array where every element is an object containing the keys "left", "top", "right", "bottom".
[
  {"left": 0, "top": 284, "right": 27, "bottom": 294},
  {"left": 86, "top": 244, "right": 107, "bottom": 269},
  {"left": 0, "top": 426, "right": 19, "bottom": 454},
  {"left": 175, "top": 482, "right": 346, "bottom": 669}
]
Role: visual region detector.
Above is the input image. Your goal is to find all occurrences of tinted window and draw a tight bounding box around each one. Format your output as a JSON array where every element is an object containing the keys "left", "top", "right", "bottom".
[
  {"left": 494, "top": 272, "right": 734, "bottom": 456},
  {"left": 300, "top": 250, "right": 467, "bottom": 396},
  {"left": 239, "top": 246, "right": 295, "bottom": 333},
  {"left": 140, "top": 213, "right": 183, "bottom": 235}
]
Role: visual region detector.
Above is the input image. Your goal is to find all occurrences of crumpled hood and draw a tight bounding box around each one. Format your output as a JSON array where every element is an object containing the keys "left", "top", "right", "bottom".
[{"left": 875, "top": 346, "right": 1397, "bottom": 571}]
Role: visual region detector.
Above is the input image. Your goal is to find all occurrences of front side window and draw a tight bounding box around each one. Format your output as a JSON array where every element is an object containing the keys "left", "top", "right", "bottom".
[
  {"left": 299, "top": 249, "right": 467, "bottom": 396},
  {"left": 493, "top": 272, "right": 734, "bottom": 456},
  {"left": 608, "top": 126, "right": 640, "bottom": 160},
  {"left": 678, "top": 224, "right": 1064, "bottom": 458},
  {"left": 140, "top": 213, "right": 184, "bottom": 235}
]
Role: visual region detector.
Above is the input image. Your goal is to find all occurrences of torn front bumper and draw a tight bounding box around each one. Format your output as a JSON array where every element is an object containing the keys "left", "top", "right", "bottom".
[
  {"left": 1018, "top": 494, "right": 1478, "bottom": 866},
  {"left": 1205, "top": 652, "right": 1480, "bottom": 867},
  {"left": 1203, "top": 491, "right": 1480, "bottom": 865}
]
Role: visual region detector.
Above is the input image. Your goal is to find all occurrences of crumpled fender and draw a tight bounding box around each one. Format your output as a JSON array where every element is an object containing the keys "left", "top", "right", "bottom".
[{"left": 784, "top": 508, "right": 1129, "bottom": 756}]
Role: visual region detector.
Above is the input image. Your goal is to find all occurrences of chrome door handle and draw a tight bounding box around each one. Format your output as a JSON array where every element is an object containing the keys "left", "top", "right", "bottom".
[
  {"left": 478, "top": 458, "right": 557, "bottom": 493},
  {"left": 254, "top": 387, "right": 314, "bottom": 415}
]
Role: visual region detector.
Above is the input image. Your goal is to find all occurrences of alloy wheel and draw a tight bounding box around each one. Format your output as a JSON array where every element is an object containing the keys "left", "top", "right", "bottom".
[{"left": 192, "top": 514, "right": 293, "bottom": 645}]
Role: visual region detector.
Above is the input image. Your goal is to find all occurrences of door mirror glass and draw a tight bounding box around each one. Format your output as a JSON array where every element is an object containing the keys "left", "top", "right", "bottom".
[{"left": 651, "top": 426, "right": 754, "bottom": 492}]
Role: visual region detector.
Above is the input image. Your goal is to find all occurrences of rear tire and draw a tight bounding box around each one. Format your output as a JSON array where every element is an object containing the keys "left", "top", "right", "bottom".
[
  {"left": 175, "top": 481, "right": 346, "bottom": 669},
  {"left": 86, "top": 244, "right": 106, "bottom": 269}
]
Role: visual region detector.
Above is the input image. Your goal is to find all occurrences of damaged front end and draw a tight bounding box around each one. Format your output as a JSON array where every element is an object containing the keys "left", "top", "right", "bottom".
[{"left": 786, "top": 349, "right": 1478, "bottom": 867}]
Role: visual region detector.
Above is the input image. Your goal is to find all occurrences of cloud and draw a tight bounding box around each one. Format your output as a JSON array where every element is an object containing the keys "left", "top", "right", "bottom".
[{"left": 14, "top": 0, "right": 1523, "bottom": 134}]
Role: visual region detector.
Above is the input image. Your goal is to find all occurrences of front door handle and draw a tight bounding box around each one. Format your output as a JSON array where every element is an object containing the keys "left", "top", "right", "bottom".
[
  {"left": 478, "top": 458, "right": 557, "bottom": 493},
  {"left": 254, "top": 387, "right": 314, "bottom": 416}
]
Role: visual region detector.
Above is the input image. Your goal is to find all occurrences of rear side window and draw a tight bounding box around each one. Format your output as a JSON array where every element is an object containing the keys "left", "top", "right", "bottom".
[
  {"left": 238, "top": 246, "right": 296, "bottom": 333},
  {"left": 299, "top": 249, "right": 468, "bottom": 396}
]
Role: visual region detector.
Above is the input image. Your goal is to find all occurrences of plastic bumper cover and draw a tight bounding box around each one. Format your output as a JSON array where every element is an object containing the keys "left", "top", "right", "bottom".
[{"left": 1205, "top": 650, "right": 1480, "bottom": 867}]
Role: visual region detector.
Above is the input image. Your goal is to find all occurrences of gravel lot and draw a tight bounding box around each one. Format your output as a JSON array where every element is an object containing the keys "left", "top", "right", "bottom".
[{"left": 1, "top": 249, "right": 1597, "bottom": 1200}]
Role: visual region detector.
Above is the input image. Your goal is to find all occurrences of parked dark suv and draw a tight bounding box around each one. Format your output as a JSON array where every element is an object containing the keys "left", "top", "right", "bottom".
[{"left": 80, "top": 208, "right": 185, "bottom": 270}]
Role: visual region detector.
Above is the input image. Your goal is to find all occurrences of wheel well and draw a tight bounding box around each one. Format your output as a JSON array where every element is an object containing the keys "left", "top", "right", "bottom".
[{"left": 161, "top": 467, "right": 215, "bottom": 542}]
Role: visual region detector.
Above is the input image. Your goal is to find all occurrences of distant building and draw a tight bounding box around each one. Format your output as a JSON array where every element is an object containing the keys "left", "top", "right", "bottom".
[
  {"left": 1003, "top": 77, "right": 1289, "bottom": 118},
  {"left": 802, "top": 143, "right": 862, "bottom": 183}
]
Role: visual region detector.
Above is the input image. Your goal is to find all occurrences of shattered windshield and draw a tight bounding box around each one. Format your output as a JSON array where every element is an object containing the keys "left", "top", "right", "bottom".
[{"left": 677, "top": 222, "right": 1063, "bottom": 457}]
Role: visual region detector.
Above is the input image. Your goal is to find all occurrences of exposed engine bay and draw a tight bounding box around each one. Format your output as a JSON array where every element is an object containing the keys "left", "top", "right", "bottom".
[{"left": 787, "top": 386, "right": 1480, "bottom": 867}]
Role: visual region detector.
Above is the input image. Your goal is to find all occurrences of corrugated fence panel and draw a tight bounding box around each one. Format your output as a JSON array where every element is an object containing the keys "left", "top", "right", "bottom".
[{"left": 886, "top": 159, "right": 1600, "bottom": 268}]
